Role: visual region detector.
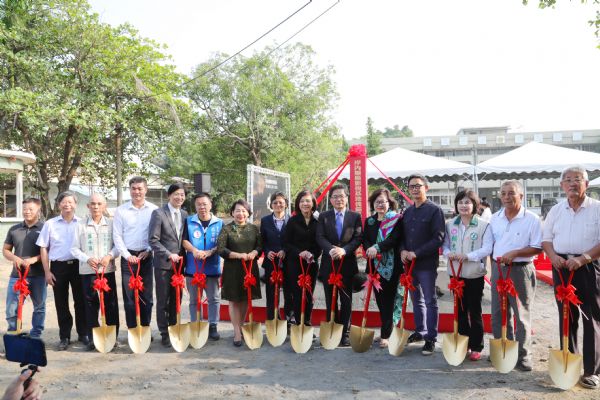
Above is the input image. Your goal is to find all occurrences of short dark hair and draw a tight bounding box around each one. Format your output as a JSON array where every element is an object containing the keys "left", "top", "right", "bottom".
[
  {"left": 57, "top": 191, "right": 78, "bottom": 205},
  {"left": 167, "top": 182, "right": 187, "bottom": 196},
  {"left": 454, "top": 190, "right": 480, "bottom": 215},
  {"left": 23, "top": 197, "right": 41, "bottom": 206},
  {"left": 192, "top": 192, "right": 212, "bottom": 203},
  {"left": 368, "top": 188, "right": 398, "bottom": 212},
  {"left": 230, "top": 199, "right": 252, "bottom": 217},
  {"left": 129, "top": 176, "right": 147, "bottom": 187},
  {"left": 330, "top": 184, "right": 348, "bottom": 197},
  {"left": 480, "top": 200, "right": 491, "bottom": 208},
  {"left": 269, "top": 191, "right": 289, "bottom": 208},
  {"left": 294, "top": 190, "right": 317, "bottom": 213},
  {"left": 407, "top": 174, "right": 428, "bottom": 186}
]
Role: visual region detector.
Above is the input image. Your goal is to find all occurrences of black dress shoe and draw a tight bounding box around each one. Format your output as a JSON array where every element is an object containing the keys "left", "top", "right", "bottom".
[
  {"left": 78, "top": 335, "right": 90, "bottom": 346},
  {"left": 86, "top": 342, "right": 96, "bottom": 352},
  {"left": 340, "top": 337, "right": 351, "bottom": 347},
  {"left": 233, "top": 339, "right": 243, "bottom": 347},
  {"left": 161, "top": 335, "right": 171, "bottom": 348},
  {"left": 57, "top": 338, "right": 70, "bottom": 351},
  {"left": 209, "top": 324, "right": 220, "bottom": 341}
]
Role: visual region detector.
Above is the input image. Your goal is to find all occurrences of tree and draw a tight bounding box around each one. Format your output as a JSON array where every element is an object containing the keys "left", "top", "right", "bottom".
[
  {"left": 0, "top": 0, "right": 187, "bottom": 215},
  {"left": 365, "top": 117, "right": 382, "bottom": 156},
  {"left": 524, "top": 0, "right": 600, "bottom": 41},
  {"left": 172, "top": 43, "right": 341, "bottom": 208},
  {"left": 381, "top": 124, "right": 414, "bottom": 138}
]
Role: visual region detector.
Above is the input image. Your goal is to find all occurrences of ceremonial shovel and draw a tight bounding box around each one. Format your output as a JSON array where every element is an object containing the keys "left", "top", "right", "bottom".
[
  {"left": 290, "top": 257, "right": 314, "bottom": 353},
  {"left": 241, "top": 259, "right": 263, "bottom": 349},
  {"left": 127, "top": 260, "right": 151, "bottom": 354},
  {"left": 8, "top": 264, "right": 29, "bottom": 335},
  {"left": 168, "top": 259, "right": 190, "bottom": 352},
  {"left": 319, "top": 257, "right": 344, "bottom": 350},
  {"left": 265, "top": 258, "right": 286, "bottom": 347},
  {"left": 350, "top": 257, "right": 381, "bottom": 353},
  {"left": 91, "top": 265, "right": 116, "bottom": 353},
  {"left": 189, "top": 259, "right": 209, "bottom": 349},
  {"left": 441, "top": 259, "right": 468, "bottom": 366},
  {"left": 388, "top": 259, "right": 415, "bottom": 356}
]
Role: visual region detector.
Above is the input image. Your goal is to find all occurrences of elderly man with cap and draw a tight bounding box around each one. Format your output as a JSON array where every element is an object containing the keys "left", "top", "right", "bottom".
[{"left": 542, "top": 165, "right": 600, "bottom": 389}]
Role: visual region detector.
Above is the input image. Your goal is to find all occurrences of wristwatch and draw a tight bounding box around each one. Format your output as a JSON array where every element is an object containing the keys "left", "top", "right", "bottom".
[{"left": 582, "top": 253, "right": 592, "bottom": 263}]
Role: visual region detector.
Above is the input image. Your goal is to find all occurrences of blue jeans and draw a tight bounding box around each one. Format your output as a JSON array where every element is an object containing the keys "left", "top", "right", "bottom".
[
  {"left": 409, "top": 268, "right": 439, "bottom": 341},
  {"left": 5, "top": 275, "right": 47, "bottom": 338},
  {"left": 186, "top": 276, "right": 220, "bottom": 324}
]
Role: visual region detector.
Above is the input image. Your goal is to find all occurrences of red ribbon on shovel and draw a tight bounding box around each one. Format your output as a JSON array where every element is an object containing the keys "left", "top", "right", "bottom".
[
  {"left": 328, "top": 256, "right": 344, "bottom": 288},
  {"left": 298, "top": 257, "right": 313, "bottom": 300},
  {"left": 556, "top": 269, "right": 582, "bottom": 336},
  {"left": 170, "top": 259, "right": 185, "bottom": 314},
  {"left": 270, "top": 257, "right": 284, "bottom": 319},
  {"left": 192, "top": 259, "right": 207, "bottom": 313},
  {"left": 399, "top": 258, "right": 416, "bottom": 292},
  {"left": 363, "top": 256, "right": 382, "bottom": 292},
  {"left": 495, "top": 258, "right": 516, "bottom": 298},
  {"left": 128, "top": 260, "right": 144, "bottom": 292},
  {"left": 13, "top": 264, "right": 30, "bottom": 323},
  {"left": 447, "top": 259, "right": 465, "bottom": 309},
  {"left": 92, "top": 264, "right": 111, "bottom": 317}
]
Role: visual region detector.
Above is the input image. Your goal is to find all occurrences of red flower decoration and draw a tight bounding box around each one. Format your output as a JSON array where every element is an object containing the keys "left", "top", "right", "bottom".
[
  {"left": 170, "top": 273, "right": 186, "bottom": 290},
  {"left": 555, "top": 284, "right": 582, "bottom": 306},
  {"left": 13, "top": 278, "right": 30, "bottom": 297},
  {"left": 496, "top": 278, "right": 517, "bottom": 298},
  {"left": 243, "top": 273, "right": 256, "bottom": 289},
  {"left": 93, "top": 277, "right": 111, "bottom": 293},
  {"left": 348, "top": 144, "right": 367, "bottom": 157},
  {"left": 191, "top": 272, "right": 207, "bottom": 289},
  {"left": 399, "top": 272, "right": 416, "bottom": 291},
  {"left": 363, "top": 272, "right": 382, "bottom": 292},
  {"left": 128, "top": 275, "right": 144, "bottom": 292},
  {"left": 448, "top": 277, "right": 465, "bottom": 300},
  {"left": 328, "top": 272, "right": 344, "bottom": 288},
  {"left": 270, "top": 269, "right": 284, "bottom": 286}
]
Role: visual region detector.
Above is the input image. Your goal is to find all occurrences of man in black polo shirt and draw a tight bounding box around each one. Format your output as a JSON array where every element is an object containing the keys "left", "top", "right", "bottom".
[
  {"left": 2, "top": 197, "right": 45, "bottom": 338},
  {"left": 400, "top": 174, "right": 445, "bottom": 355}
]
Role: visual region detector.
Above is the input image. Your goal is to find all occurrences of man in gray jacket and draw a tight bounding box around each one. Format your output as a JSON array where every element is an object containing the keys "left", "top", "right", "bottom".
[{"left": 149, "top": 182, "right": 188, "bottom": 347}]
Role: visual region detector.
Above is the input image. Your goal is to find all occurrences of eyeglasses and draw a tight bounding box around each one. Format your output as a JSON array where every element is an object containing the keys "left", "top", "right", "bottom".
[
  {"left": 457, "top": 201, "right": 473, "bottom": 206},
  {"left": 374, "top": 200, "right": 388, "bottom": 206},
  {"left": 408, "top": 184, "right": 424, "bottom": 190},
  {"left": 331, "top": 194, "right": 347, "bottom": 200}
]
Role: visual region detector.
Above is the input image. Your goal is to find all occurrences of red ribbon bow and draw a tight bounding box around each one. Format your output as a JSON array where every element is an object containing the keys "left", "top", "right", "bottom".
[
  {"left": 93, "top": 277, "right": 111, "bottom": 293},
  {"left": 399, "top": 272, "right": 415, "bottom": 291},
  {"left": 448, "top": 277, "right": 465, "bottom": 299},
  {"left": 191, "top": 272, "right": 207, "bottom": 289},
  {"left": 13, "top": 278, "right": 30, "bottom": 297},
  {"left": 170, "top": 273, "right": 185, "bottom": 290},
  {"left": 363, "top": 272, "right": 382, "bottom": 292},
  {"left": 348, "top": 144, "right": 367, "bottom": 157},
  {"left": 298, "top": 273, "right": 313, "bottom": 291},
  {"left": 243, "top": 273, "right": 257, "bottom": 289},
  {"left": 270, "top": 269, "right": 284, "bottom": 286},
  {"left": 328, "top": 272, "right": 344, "bottom": 288},
  {"left": 128, "top": 275, "right": 144, "bottom": 292},
  {"left": 496, "top": 278, "right": 517, "bottom": 298},
  {"left": 555, "top": 284, "right": 582, "bottom": 306}
]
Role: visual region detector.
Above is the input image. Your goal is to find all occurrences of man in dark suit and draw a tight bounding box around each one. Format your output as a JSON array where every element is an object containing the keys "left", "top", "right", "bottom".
[
  {"left": 317, "top": 184, "right": 363, "bottom": 346},
  {"left": 148, "top": 182, "right": 188, "bottom": 347}
]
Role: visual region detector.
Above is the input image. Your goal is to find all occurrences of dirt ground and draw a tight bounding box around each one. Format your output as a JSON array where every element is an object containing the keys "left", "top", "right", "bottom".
[{"left": 0, "top": 258, "right": 596, "bottom": 400}]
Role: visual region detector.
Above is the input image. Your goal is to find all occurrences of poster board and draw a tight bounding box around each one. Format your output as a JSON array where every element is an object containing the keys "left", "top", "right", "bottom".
[{"left": 246, "top": 165, "right": 291, "bottom": 223}]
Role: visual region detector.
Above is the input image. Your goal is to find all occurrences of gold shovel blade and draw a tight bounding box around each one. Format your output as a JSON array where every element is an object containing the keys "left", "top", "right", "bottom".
[
  {"left": 265, "top": 318, "right": 287, "bottom": 347},
  {"left": 242, "top": 322, "right": 263, "bottom": 350},
  {"left": 349, "top": 324, "right": 375, "bottom": 353},
  {"left": 548, "top": 349, "right": 583, "bottom": 390},
  {"left": 319, "top": 321, "right": 343, "bottom": 350},
  {"left": 442, "top": 332, "right": 469, "bottom": 366},
  {"left": 168, "top": 323, "right": 191, "bottom": 352},
  {"left": 489, "top": 337, "right": 519, "bottom": 373},
  {"left": 92, "top": 324, "right": 117, "bottom": 354},
  {"left": 290, "top": 324, "right": 314, "bottom": 354},
  {"left": 128, "top": 325, "right": 151, "bottom": 354},
  {"left": 189, "top": 321, "right": 209, "bottom": 349},
  {"left": 388, "top": 326, "right": 411, "bottom": 356}
]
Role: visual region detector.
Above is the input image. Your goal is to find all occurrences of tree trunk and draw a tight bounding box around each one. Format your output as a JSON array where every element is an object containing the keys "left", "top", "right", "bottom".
[{"left": 115, "top": 124, "right": 123, "bottom": 205}]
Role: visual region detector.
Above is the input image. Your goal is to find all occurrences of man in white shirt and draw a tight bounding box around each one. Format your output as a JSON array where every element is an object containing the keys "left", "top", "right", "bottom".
[
  {"left": 542, "top": 166, "right": 600, "bottom": 390},
  {"left": 113, "top": 177, "right": 158, "bottom": 335},
  {"left": 37, "top": 191, "right": 86, "bottom": 350},
  {"left": 71, "top": 193, "right": 120, "bottom": 351},
  {"left": 490, "top": 180, "right": 542, "bottom": 371}
]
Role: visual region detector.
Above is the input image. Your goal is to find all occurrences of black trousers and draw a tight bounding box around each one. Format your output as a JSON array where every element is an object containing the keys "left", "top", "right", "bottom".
[
  {"left": 81, "top": 272, "right": 120, "bottom": 337},
  {"left": 154, "top": 268, "right": 179, "bottom": 336},
  {"left": 373, "top": 269, "right": 401, "bottom": 339},
  {"left": 50, "top": 260, "right": 86, "bottom": 340},
  {"left": 456, "top": 276, "right": 485, "bottom": 352},
  {"left": 323, "top": 273, "right": 354, "bottom": 336},
  {"left": 121, "top": 254, "right": 154, "bottom": 329},
  {"left": 553, "top": 263, "right": 600, "bottom": 376},
  {"left": 263, "top": 261, "right": 293, "bottom": 321},
  {"left": 286, "top": 261, "right": 318, "bottom": 325}
]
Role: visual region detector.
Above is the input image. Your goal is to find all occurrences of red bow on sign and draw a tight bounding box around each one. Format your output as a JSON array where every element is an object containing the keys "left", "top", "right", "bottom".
[
  {"left": 348, "top": 144, "right": 367, "bottom": 157},
  {"left": 243, "top": 273, "right": 256, "bottom": 289},
  {"left": 93, "top": 277, "right": 111, "bottom": 293},
  {"left": 270, "top": 269, "right": 284, "bottom": 286},
  {"left": 170, "top": 273, "right": 185, "bottom": 290},
  {"left": 496, "top": 278, "right": 517, "bottom": 298},
  {"left": 13, "top": 278, "right": 30, "bottom": 297},
  {"left": 328, "top": 272, "right": 344, "bottom": 288},
  {"left": 192, "top": 272, "right": 207, "bottom": 289},
  {"left": 399, "top": 272, "right": 415, "bottom": 291},
  {"left": 448, "top": 277, "right": 465, "bottom": 299},
  {"left": 363, "top": 272, "right": 382, "bottom": 292},
  {"left": 128, "top": 275, "right": 144, "bottom": 292},
  {"left": 555, "top": 283, "right": 582, "bottom": 307}
]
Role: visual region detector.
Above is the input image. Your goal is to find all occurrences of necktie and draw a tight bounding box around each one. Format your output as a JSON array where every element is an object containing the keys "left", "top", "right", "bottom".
[
  {"left": 173, "top": 210, "right": 180, "bottom": 237},
  {"left": 336, "top": 212, "right": 343, "bottom": 240}
]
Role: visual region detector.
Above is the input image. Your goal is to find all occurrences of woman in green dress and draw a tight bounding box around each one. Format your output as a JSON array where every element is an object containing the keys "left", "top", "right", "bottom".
[{"left": 217, "top": 199, "right": 262, "bottom": 346}]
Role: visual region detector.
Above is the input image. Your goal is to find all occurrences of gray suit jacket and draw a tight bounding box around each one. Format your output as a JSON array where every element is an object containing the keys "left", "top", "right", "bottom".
[{"left": 148, "top": 204, "right": 188, "bottom": 270}]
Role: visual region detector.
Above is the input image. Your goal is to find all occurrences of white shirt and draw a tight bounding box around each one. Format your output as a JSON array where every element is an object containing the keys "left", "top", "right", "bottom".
[
  {"left": 167, "top": 202, "right": 182, "bottom": 237},
  {"left": 542, "top": 196, "right": 600, "bottom": 254},
  {"left": 490, "top": 206, "right": 542, "bottom": 262},
  {"left": 36, "top": 214, "right": 81, "bottom": 261},
  {"left": 112, "top": 200, "right": 158, "bottom": 259},
  {"left": 480, "top": 207, "right": 492, "bottom": 222}
]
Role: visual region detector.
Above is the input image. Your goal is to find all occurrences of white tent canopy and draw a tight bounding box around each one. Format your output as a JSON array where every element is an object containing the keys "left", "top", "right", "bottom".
[
  {"left": 338, "top": 146, "right": 475, "bottom": 182},
  {"left": 589, "top": 176, "right": 600, "bottom": 187},
  {"left": 477, "top": 141, "right": 600, "bottom": 180}
]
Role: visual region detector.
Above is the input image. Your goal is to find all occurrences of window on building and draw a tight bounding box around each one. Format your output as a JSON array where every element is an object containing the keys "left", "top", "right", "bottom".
[
  {"left": 440, "top": 138, "right": 450, "bottom": 146},
  {"left": 572, "top": 132, "right": 583, "bottom": 141},
  {"left": 553, "top": 133, "right": 562, "bottom": 142},
  {"left": 477, "top": 136, "right": 486, "bottom": 145},
  {"left": 515, "top": 134, "right": 524, "bottom": 144},
  {"left": 0, "top": 173, "right": 17, "bottom": 218},
  {"left": 496, "top": 136, "right": 505, "bottom": 144},
  {"left": 423, "top": 138, "right": 432, "bottom": 147},
  {"left": 534, "top": 134, "right": 544, "bottom": 142},
  {"left": 459, "top": 136, "right": 468, "bottom": 146}
]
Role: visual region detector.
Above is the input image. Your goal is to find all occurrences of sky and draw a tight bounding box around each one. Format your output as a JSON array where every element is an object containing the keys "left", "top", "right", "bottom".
[{"left": 89, "top": 0, "right": 600, "bottom": 139}]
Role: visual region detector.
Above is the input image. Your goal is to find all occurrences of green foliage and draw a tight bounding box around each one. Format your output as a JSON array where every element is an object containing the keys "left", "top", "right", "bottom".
[
  {"left": 365, "top": 117, "right": 382, "bottom": 156},
  {"left": 168, "top": 43, "right": 342, "bottom": 211},
  {"left": 523, "top": 0, "right": 600, "bottom": 40},
  {"left": 381, "top": 124, "right": 413, "bottom": 138},
  {"left": 0, "top": 0, "right": 187, "bottom": 216}
]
